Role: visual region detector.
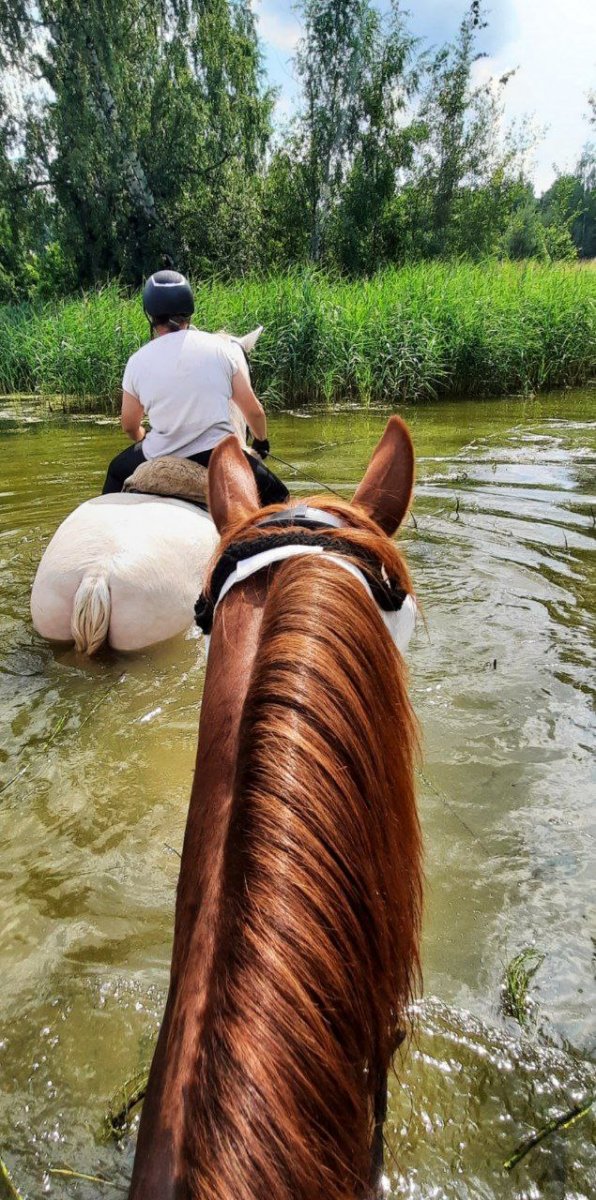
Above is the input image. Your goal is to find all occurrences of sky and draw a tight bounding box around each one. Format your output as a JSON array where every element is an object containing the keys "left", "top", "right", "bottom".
[{"left": 252, "top": 0, "right": 596, "bottom": 193}]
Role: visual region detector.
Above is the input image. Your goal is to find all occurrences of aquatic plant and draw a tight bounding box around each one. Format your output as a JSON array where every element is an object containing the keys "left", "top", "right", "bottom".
[
  {"left": 0, "top": 1153, "right": 24, "bottom": 1200},
  {"left": 0, "top": 262, "right": 594, "bottom": 408},
  {"left": 504, "top": 1095, "right": 595, "bottom": 1170},
  {"left": 501, "top": 946, "right": 544, "bottom": 1026},
  {"left": 106, "top": 1068, "right": 149, "bottom": 1141}
]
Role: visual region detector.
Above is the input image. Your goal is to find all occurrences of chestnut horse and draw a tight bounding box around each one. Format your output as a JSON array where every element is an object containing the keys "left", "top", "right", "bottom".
[{"left": 129, "top": 417, "right": 423, "bottom": 1200}]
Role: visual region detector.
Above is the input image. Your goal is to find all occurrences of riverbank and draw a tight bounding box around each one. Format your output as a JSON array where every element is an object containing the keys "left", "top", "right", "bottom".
[{"left": 0, "top": 262, "right": 594, "bottom": 409}]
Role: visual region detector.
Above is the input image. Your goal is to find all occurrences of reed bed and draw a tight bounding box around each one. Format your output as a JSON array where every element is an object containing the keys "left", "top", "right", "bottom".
[{"left": 0, "top": 262, "right": 594, "bottom": 409}]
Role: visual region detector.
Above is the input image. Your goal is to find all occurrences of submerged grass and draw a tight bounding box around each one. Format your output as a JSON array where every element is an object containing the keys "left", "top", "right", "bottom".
[
  {"left": 0, "top": 262, "right": 594, "bottom": 409},
  {"left": 501, "top": 947, "right": 545, "bottom": 1027},
  {"left": 504, "top": 1095, "right": 595, "bottom": 1171},
  {"left": 105, "top": 1068, "right": 149, "bottom": 1141},
  {"left": 0, "top": 1153, "right": 24, "bottom": 1200}
]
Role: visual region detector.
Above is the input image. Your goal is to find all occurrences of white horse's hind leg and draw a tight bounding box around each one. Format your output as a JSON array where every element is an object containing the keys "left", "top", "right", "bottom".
[
  {"left": 71, "top": 573, "right": 112, "bottom": 655},
  {"left": 107, "top": 571, "right": 202, "bottom": 651}
]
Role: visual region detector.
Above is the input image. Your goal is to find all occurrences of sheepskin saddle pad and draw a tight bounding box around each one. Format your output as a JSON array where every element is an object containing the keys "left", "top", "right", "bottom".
[{"left": 123, "top": 456, "right": 209, "bottom": 506}]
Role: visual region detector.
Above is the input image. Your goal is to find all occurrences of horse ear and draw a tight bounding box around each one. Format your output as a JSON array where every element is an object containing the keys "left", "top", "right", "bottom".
[
  {"left": 352, "top": 416, "right": 414, "bottom": 536},
  {"left": 236, "top": 326, "right": 264, "bottom": 354},
  {"left": 208, "top": 435, "right": 260, "bottom": 534}
]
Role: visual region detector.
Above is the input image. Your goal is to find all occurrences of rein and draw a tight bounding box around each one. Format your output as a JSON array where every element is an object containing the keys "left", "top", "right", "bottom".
[{"left": 195, "top": 504, "right": 413, "bottom": 643}]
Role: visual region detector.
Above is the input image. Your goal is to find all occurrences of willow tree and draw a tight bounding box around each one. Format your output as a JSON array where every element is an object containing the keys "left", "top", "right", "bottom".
[
  {"left": 0, "top": 117, "right": 25, "bottom": 298},
  {"left": 0, "top": 0, "right": 273, "bottom": 285}
]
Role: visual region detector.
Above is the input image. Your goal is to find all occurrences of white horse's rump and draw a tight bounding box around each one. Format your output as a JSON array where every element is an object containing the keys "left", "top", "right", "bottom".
[
  {"left": 31, "top": 493, "right": 219, "bottom": 652},
  {"left": 30, "top": 328, "right": 262, "bottom": 654}
]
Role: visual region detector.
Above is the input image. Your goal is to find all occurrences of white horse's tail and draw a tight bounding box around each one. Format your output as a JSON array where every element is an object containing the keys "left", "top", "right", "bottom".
[{"left": 71, "top": 573, "right": 111, "bottom": 655}]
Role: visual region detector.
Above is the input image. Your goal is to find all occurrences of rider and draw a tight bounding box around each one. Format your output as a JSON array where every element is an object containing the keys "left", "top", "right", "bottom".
[{"left": 102, "top": 269, "right": 289, "bottom": 505}]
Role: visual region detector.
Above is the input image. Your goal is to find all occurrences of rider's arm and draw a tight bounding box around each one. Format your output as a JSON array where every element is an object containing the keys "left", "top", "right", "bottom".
[
  {"left": 121, "top": 390, "right": 146, "bottom": 443},
  {"left": 231, "top": 371, "right": 267, "bottom": 442}
]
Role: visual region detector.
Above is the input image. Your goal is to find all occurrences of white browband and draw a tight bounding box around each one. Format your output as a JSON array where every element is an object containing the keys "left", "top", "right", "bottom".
[{"left": 208, "top": 542, "right": 417, "bottom": 657}]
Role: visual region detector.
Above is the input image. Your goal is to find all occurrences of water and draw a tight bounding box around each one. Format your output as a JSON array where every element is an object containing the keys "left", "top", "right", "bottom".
[{"left": 0, "top": 392, "right": 594, "bottom": 1198}]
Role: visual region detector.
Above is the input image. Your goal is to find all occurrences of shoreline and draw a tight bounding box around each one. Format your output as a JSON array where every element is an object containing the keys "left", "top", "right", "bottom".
[{"left": 0, "top": 262, "right": 594, "bottom": 408}]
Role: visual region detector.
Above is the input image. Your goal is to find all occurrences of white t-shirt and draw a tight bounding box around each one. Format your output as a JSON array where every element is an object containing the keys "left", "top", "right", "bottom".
[{"left": 122, "top": 329, "right": 239, "bottom": 459}]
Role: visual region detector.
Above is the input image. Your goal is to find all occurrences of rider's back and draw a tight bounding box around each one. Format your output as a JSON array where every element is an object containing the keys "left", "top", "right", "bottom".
[{"left": 123, "top": 329, "right": 238, "bottom": 459}]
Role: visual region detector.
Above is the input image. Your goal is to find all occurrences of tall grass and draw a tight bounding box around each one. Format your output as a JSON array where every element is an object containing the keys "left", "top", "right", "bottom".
[{"left": 0, "top": 262, "right": 594, "bottom": 409}]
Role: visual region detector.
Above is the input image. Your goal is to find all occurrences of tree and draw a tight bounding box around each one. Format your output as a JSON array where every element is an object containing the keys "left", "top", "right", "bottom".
[
  {"left": 327, "top": 3, "right": 423, "bottom": 273},
  {"left": 0, "top": 88, "right": 56, "bottom": 300},
  {"left": 295, "top": 0, "right": 418, "bottom": 264},
  {"left": 0, "top": 0, "right": 274, "bottom": 286},
  {"left": 500, "top": 203, "right": 547, "bottom": 261},
  {"left": 412, "top": 0, "right": 522, "bottom": 257},
  {"left": 540, "top": 149, "right": 596, "bottom": 259},
  {"left": 258, "top": 147, "right": 311, "bottom": 270},
  {"left": 0, "top": 0, "right": 589, "bottom": 290},
  {"left": 142, "top": 0, "right": 274, "bottom": 277}
]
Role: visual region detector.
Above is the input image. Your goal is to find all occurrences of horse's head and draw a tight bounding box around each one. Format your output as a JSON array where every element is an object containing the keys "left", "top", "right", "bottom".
[
  {"left": 202, "top": 414, "right": 417, "bottom": 656},
  {"left": 129, "top": 417, "right": 422, "bottom": 1200}
]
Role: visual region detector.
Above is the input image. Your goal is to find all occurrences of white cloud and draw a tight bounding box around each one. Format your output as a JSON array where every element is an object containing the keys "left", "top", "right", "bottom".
[
  {"left": 255, "top": 2, "right": 301, "bottom": 53},
  {"left": 471, "top": 0, "right": 596, "bottom": 191}
]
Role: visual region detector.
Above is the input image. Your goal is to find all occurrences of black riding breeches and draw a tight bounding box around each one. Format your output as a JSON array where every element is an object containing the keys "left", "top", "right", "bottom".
[
  {"left": 102, "top": 441, "right": 289, "bottom": 507},
  {"left": 102, "top": 441, "right": 147, "bottom": 494}
]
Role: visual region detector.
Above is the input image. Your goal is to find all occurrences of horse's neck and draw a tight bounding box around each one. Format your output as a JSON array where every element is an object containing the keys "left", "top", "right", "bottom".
[
  {"left": 174, "top": 581, "right": 266, "bottom": 953},
  {"left": 130, "top": 559, "right": 421, "bottom": 1200},
  {"left": 129, "top": 582, "right": 266, "bottom": 1200}
]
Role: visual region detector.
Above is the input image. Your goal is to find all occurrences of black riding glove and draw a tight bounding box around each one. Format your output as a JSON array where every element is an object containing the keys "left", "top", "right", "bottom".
[{"left": 251, "top": 437, "right": 270, "bottom": 461}]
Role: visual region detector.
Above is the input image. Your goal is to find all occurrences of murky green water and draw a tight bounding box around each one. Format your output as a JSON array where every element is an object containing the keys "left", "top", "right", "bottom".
[{"left": 0, "top": 393, "right": 594, "bottom": 1198}]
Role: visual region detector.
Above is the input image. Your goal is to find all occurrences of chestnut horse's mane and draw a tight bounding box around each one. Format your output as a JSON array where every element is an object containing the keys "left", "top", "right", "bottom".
[{"left": 183, "top": 501, "right": 422, "bottom": 1200}]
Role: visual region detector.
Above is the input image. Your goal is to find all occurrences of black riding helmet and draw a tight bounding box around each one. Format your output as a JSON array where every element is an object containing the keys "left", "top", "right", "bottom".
[{"left": 142, "top": 270, "right": 194, "bottom": 325}]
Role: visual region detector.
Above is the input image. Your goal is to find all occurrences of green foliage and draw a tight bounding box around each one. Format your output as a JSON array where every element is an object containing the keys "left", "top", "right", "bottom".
[
  {"left": 501, "top": 947, "right": 544, "bottom": 1027},
  {"left": 542, "top": 223, "right": 578, "bottom": 262},
  {"left": 0, "top": 0, "right": 273, "bottom": 286},
  {"left": 0, "top": 0, "right": 593, "bottom": 290},
  {"left": 0, "top": 88, "right": 53, "bottom": 302},
  {"left": 258, "top": 150, "right": 312, "bottom": 270},
  {"left": 413, "top": 1, "right": 521, "bottom": 258},
  {"left": 0, "top": 263, "right": 593, "bottom": 406},
  {"left": 501, "top": 205, "right": 548, "bottom": 261},
  {"left": 540, "top": 149, "right": 596, "bottom": 259},
  {"left": 295, "top": 0, "right": 418, "bottom": 265}
]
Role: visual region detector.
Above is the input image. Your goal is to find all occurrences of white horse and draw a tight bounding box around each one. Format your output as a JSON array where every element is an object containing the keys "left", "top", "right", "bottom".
[{"left": 30, "top": 328, "right": 263, "bottom": 655}]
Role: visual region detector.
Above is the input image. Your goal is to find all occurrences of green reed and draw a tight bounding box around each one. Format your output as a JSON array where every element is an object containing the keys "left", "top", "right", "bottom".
[{"left": 0, "top": 262, "right": 594, "bottom": 409}]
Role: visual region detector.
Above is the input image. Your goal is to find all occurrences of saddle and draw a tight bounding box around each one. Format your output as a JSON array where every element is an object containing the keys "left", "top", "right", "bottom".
[{"left": 123, "top": 456, "right": 209, "bottom": 508}]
